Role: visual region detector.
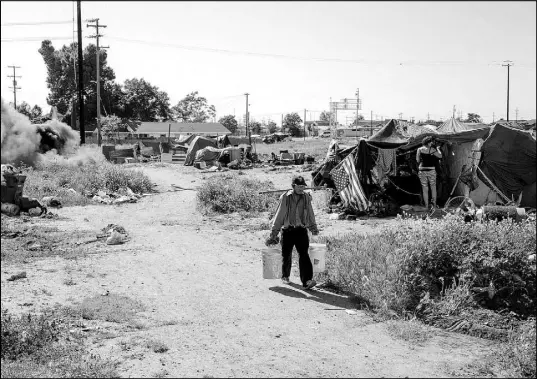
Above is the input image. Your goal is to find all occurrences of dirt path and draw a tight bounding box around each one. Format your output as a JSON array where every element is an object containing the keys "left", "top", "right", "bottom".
[{"left": 1, "top": 164, "right": 495, "bottom": 378}]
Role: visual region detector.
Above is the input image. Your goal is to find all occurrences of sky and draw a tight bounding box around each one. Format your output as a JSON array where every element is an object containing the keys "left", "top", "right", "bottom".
[{"left": 1, "top": 1, "right": 536, "bottom": 125}]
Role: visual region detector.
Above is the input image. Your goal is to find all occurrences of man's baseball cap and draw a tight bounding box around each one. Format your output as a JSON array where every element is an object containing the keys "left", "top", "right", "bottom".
[{"left": 292, "top": 176, "right": 307, "bottom": 186}]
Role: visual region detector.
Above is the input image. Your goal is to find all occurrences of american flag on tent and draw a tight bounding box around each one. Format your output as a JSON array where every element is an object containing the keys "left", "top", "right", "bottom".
[{"left": 329, "top": 152, "right": 369, "bottom": 212}]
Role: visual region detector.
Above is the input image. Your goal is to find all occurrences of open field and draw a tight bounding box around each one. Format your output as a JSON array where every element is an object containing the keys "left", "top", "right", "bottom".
[{"left": 2, "top": 161, "right": 535, "bottom": 378}]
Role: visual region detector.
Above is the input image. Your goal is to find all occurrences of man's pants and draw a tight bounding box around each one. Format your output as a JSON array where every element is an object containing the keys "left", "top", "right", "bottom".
[
  {"left": 281, "top": 227, "right": 313, "bottom": 286},
  {"left": 418, "top": 170, "right": 437, "bottom": 207}
]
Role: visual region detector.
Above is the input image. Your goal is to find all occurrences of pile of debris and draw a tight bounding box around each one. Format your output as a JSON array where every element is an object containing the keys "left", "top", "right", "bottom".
[
  {"left": 91, "top": 187, "right": 141, "bottom": 205},
  {"left": 1, "top": 164, "right": 47, "bottom": 217}
]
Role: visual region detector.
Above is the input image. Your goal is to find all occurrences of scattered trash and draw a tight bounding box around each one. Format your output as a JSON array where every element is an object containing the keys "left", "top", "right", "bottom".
[
  {"left": 106, "top": 230, "right": 126, "bottom": 245},
  {"left": 329, "top": 212, "right": 346, "bottom": 220},
  {"left": 7, "top": 271, "right": 27, "bottom": 281},
  {"left": 101, "top": 290, "right": 110, "bottom": 296},
  {"left": 28, "top": 207, "right": 43, "bottom": 217},
  {"left": 41, "top": 196, "right": 62, "bottom": 208},
  {"left": 1, "top": 202, "right": 20, "bottom": 216},
  {"left": 345, "top": 309, "right": 358, "bottom": 315},
  {"left": 66, "top": 188, "right": 77, "bottom": 195}
]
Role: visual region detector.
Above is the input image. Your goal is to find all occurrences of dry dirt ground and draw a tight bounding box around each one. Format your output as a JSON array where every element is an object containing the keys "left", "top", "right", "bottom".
[{"left": 1, "top": 163, "right": 497, "bottom": 378}]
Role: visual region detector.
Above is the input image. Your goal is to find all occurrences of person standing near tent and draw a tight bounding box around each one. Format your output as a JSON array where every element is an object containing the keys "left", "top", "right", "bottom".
[
  {"left": 416, "top": 136, "right": 442, "bottom": 209},
  {"left": 265, "top": 176, "right": 319, "bottom": 290}
]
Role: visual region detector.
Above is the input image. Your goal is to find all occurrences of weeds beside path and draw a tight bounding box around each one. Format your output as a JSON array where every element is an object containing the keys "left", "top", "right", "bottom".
[{"left": 1, "top": 164, "right": 501, "bottom": 378}]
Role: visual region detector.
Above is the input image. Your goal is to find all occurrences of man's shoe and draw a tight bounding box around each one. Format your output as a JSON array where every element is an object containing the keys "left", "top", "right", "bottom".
[
  {"left": 281, "top": 277, "right": 290, "bottom": 285},
  {"left": 304, "top": 279, "right": 317, "bottom": 290}
]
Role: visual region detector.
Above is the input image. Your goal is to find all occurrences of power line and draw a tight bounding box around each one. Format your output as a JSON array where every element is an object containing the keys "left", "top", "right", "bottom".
[
  {"left": 1, "top": 36, "right": 73, "bottom": 42},
  {"left": 106, "top": 35, "right": 532, "bottom": 67},
  {"left": 1, "top": 20, "right": 73, "bottom": 26}
]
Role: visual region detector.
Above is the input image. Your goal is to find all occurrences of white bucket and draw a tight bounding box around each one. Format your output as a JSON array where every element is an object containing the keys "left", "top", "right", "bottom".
[
  {"left": 309, "top": 243, "right": 326, "bottom": 273},
  {"left": 262, "top": 247, "right": 282, "bottom": 279}
]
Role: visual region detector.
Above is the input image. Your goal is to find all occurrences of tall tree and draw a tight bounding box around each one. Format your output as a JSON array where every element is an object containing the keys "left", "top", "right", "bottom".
[
  {"left": 172, "top": 91, "right": 216, "bottom": 122},
  {"left": 283, "top": 112, "right": 303, "bottom": 136},
  {"left": 319, "top": 110, "right": 336, "bottom": 124},
  {"left": 38, "top": 40, "right": 119, "bottom": 126},
  {"left": 250, "top": 120, "right": 262, "bottom": 135},
  {"left": 15, "top": 102, "right": 44, "bottom": 123},
  {"left": 218, "top": 115, "right": 238, "bottom": 134},
  {"left": 267, "top": 120, "right": 278, "bottom": 134},
  {"left": 464, "top": 113, "right": 483, "bottom": 123},
  {"left": 119, "top": 78, "right": 171, "bottom": 121}
]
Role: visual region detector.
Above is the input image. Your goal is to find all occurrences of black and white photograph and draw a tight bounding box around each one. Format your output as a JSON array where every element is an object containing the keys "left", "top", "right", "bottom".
[{"left": 1, "top": 1, "right": 536, "bottom": 378}]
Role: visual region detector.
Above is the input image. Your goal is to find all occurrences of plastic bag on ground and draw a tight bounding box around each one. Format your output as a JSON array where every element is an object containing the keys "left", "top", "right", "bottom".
[{"left": 106, "top": 230, "right": 125, "bottom": 245}]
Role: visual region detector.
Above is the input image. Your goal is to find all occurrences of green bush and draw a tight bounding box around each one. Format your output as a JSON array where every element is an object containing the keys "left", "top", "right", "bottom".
[
  {"left": 196, "top": 173, "right": 279, "bottom": 214},
  {"left": 324, "top": 215, "right": 536, "bottom": 317}
]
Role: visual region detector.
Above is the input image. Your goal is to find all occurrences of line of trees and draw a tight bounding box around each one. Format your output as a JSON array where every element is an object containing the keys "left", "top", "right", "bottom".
[{"left": 37, "top": 40, "right": 218, "bottom": 130}]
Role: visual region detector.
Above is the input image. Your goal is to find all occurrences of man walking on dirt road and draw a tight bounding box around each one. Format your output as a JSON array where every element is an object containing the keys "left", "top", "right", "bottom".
[{"left": 266, "top": 175, "right": 319, "bottom": 290}]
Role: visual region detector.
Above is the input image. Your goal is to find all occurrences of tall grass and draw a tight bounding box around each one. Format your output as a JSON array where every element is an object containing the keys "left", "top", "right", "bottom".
[
  {"left": 19, "top": 146, "right": 153, "bottom": 206},
  {"left": 196, "top": 173, "right": 279, "bottom": 214},
  {"left": 1, "top": 307, "right": 118, "bottom": 378},
  {"left": 324, "top": 215, "right": 536, "bottom": 317}
]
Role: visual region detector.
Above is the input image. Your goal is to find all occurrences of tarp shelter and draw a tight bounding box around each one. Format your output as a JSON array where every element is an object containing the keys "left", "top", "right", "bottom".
[
  {"left": 478, "top": 123, "right": 536, "bottom": 207},
  {"left": 399, "top": 126, "right": 495, "bottom": 206},
  {"left": 184, "top": 136, "right": 216, "bottom": 166},
  {"left": 194, "top": 146, "right": 224, "bottom": 165},
  {"left": 436, "top": 117, "right": 474, "bottom": 134},
  {"left": 396, "top": 121, "right": 439, "bottom": 138},
  {"left": 368, "top": 119, "right": 411, "bottom": 149}
]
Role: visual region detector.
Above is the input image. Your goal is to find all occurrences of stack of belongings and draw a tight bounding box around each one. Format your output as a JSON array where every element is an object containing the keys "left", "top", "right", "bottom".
[
  {"left": 110, "top": 145, "right": 137, "bottom": 163},
  {"left": 194, "top": 146, "right": 225, "bottom": 169}
]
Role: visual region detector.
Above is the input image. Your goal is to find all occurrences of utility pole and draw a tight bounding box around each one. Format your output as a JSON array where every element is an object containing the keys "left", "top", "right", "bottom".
[
  {"left": 515, "top": 107, "right": 519, "bottom": 122},
  {"left": 7, "top": 66, "right": 21, "bottom": 108},
  {"left": 427, "top": 112, "right": 430, "bottom": 121},
  {"left": 502, "top": 61, "right": 513, "bottom": 121},
  {"left": 245, "top": 93, "right": 250, "bottom": 145},
  {"left": 281, "top": 113, "right": 284, "bottom": 130},
  {"left": 452, "top": 105, "right": 456, "bottom": 119},
  {"left": 492, "top": 112, "right": 495, "bottom": 123},
  {"left": 87, "top": 18, "right": 108, "bottom": 146},
  {"left": 370, "top": 110, "right": 373, "bottom": 136},
  {"left": 77, "top": 0, "right": 85, "bottom": 144},
  {"left": 303, "top": 108, "right": 306, "bottom": 141},
  {"left": 398, "top": 112, "right": 402, "bottom": 120}
]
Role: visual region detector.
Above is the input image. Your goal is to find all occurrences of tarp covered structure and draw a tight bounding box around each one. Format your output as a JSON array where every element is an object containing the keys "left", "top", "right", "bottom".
[
  {"left": 478, "top": 123, "right": 536, "bottom": 207},
  {"left": 367, "top": 119, "right": 408, "bottom": 149},
  {"left": 184, "top": 136, "right": 216, "bottom": 166},
  {"left": 194, "top": 146, "right": 225, "bottom": 165},
  {"left": 436, "top": 117, "right": 473, "bottom": 134}
]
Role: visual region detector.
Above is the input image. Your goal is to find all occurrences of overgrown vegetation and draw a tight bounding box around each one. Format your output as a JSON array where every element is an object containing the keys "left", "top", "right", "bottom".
[
  {"left": 196, "top": 173, "right": 279, "bottom": 214},
  {"left": 323, "top": 214, "right": 536, "bottom": 377},
  {"left": 1, "top": 307, "right": 118, "bottom": 378},
  {"left": 20, "top": 147, "right": 153, "bottom": 206},
  {"left": 325, "top": 215, "right": 535, "bottom": 318}
]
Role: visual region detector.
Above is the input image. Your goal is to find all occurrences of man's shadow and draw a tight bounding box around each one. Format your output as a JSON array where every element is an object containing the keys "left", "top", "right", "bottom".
[{"left": 269, "top": 282, "right": 367, "bottom": 310}]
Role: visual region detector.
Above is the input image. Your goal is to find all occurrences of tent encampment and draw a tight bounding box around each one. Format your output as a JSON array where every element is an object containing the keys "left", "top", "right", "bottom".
[
  {"left": 478, "top": 123, "right": 536, "bottom": 207},
  {"left": 436, "top": 117, "right": 474, "bottom": 134},
  {"left": 194, "top": 146, "right": 224, "bottom": 165},
  {"left": 184, "top": 136, "right": 216, "bottom": 166},
  {"left": 367, "top": 119, "right": 408, "bottom": 149}
]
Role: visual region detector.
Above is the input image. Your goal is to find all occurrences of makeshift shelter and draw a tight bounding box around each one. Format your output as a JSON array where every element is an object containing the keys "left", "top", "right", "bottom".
[
  {"left": 478, "top": 123, "right": 536, "bottom": 207},
  {"left": 194, "top": 146, "right": 225, "bottom": 166},
  {"left": 367, "top": 119, "right": 408, "bottom": 149},
  {"left": 436, "top": 117, "right": 473, "bottom": 134},
  {"left": 184, "top": 136, "right": 216, "bottom": 166},
  {"left": 396, "top": 121, "right": 439, "bottom": 138}
]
